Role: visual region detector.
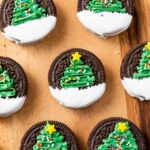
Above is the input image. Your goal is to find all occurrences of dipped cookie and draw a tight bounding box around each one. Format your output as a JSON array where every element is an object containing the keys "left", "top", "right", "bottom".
[
  {"left": 121, "top": 42, "right": 150, "bottom": 101},
  {"left": 77, "top": 0, "right": 133, "bottom": 37},
  {"left": 88, "top": 117, "right": 147, "bottom": 150},
  {"left": 20, "top": 120, "right": 79, "bottom": 150},
  {"left": 0, "top": 0, "right": 57, "bottom": 44},
  {"left": 0, "top": 57, "right": 28, "bottom": 116},
  {"left": 48, "top": 48, "right": 106, "bottom": 109}
]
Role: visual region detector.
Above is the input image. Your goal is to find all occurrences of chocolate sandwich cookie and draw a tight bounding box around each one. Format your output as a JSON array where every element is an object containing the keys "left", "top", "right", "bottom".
[
  {"left": 121, "top": 42, "right": 150, "bottom": 101},
  {"left": 77, "top": 0, "right": 134, "bottom": 37},
  {"left": 20, "top": 120, "right": 80, "bottom": 150},
  {"left": 0, "top": 0, "right": 57, "bottom": 44},
  {"left": 88, "top": 117, "right": 147, "bottom": 150},
  {"left": 0, "top": 57, "right": 28, "bottom": 117},
  {"left": 48, "top": 48, "right": 106, "bottom": 109}
]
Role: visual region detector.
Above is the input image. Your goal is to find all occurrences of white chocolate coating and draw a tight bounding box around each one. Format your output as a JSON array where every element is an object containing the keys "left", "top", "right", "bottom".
[
  {"left": 3, "top": 16, "right": 57, "bottom": 44},
  {"left": 77, "top": 10, "right": 132, "bottom": 37},
  {"left": 0, "top": 96, "right": 26, "bottom": 117},
  {"left": 121, "top": 77, "right": 150, "bottom": 101},
  {"left": 49, "top": 84, "right": 106, "bottom": 109}
]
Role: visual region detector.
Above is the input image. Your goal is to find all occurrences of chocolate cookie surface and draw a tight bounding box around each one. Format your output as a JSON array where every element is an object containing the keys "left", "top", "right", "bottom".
[
  {"left": 120, "top": 42, "right": 150, "bottom": 101},
  {"left": 48, "top": 48, "right": 106, "bottom": 109},
  {"left": 121, "top": 42, "right": 146, "bottom": 79},
  {"left": 48, "top": 48, "right": 105, "bottom": 89},
  {"left": 20, "top": 120, "right": 80, "bottom": 150},
  {"left": 0, "top": 57, "right": 28, "bottom": 97},
  {"left": 77, "top": 0, "right": 134, "bottom": 37},
  {"left": 88, "top": 117, "right": 147, "bottom": 150},
  {"left": 0, "top": 0, "right": 57, "bottom": 44},
  {"left": 77, "top": 0, "right": 134, "bottom": 15},
  {"left": 0, "top": 57, "right": 28, "bottom": 116},
  {"left": 0, "top": 0, "right": 57, "bottom": 31}
]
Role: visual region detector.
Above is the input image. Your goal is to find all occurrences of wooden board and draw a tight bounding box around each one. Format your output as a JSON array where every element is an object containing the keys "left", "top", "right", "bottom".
[
  {"left": 120, "top": 0, "right": 150, "bottom": 148},
  {"left": 0, "top": 0, "right": 149, "bottom": 149}
]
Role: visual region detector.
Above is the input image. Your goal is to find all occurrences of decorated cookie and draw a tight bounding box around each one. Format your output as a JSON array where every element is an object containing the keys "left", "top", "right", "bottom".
[
  {"left": 121, "top": 42, "right": 150, "bottom": 101},
  {"left": 20, "top": 120, "right": 80, "bottom": 150},
  {"left": 88, "top": 117, "right": 147, "bottom": 150},
  {"left": 77, "top": 0, "right": 134, "bottom": 37},
  {"left": 0, "top": 57, "right": 28, "bottom": 117},
  {"left": 0, "top": 0, "right": 57, "bottom": 44},
  {"left": 48, "top": 48, "right": 106, "bottom": 109}
]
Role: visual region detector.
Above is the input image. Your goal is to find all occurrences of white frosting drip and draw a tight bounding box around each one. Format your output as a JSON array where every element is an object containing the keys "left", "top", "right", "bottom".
[
  {"left": 121, "top": 77, "right": 150, "bottom": 101},
  {"left": 49, "top": 84, "right": 106, "bottom": 109},
  {"left": 3, "top": 16, "right": 57, "bottom": 44},
  {"left": 77, "top": 10, "right": 132, "bottom": 37},
  {"left": 0, "top": 96, "right": 26, "bottom": 117}
]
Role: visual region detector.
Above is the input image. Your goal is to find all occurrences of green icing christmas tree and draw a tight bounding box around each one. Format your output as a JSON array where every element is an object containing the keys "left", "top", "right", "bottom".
[
  {"left": 87, "top": 0, "right": 126, "bottom": 13},
  {"left": 133, "top": 42, "right": 150, "bottom": 79},
  {"left": 98, "top": 122, "right": 138, "bottom": 150},
  {"left": 12, "top": 0, "right": 46, "bottom": 26},
  {"left": 0, "top": 65, "right": 16, "bottom": 98},
  {"left": 33, "top": 122, "right": 68, "bottom": 150},
  {"left": 60, "top": 52, "right": 95, "bottom": 89}
]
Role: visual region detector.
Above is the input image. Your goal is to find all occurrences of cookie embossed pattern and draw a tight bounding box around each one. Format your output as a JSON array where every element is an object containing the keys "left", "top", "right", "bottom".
[
  {"left": 48, "top": 49, "right": 106, "bottom": 109},
  {"left": 20, "top": 121, "right": 80, "bottom": 150},
  {"left": 77, "top": 0, "right": 134, "bottom": 37},
  {"left": 121, "top": 42, "right": 150, "bottom": 101},
  {"left": 0, "top": 0, "right": 57, "bottom": 44},
  {"left": 0, "top": 57, "right": 28, "bottom": 117},
  {"left": 88, "top": 118, "right": 147, "bottom": 150}
]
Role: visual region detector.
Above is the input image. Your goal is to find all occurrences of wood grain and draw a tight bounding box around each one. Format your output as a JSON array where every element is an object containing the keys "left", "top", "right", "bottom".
[
  {"left": 0, "top": 0, "right": 149, "bottom": 149},
  {"left": 119, "top": 0, "right": 150, "bottom": 148}
]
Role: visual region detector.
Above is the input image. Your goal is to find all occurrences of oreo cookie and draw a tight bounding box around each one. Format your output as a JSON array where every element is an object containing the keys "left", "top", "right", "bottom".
[
  {"left": 0, "top": 0, "right": 57, "bottom": 44},
  {"left": 20, "top": 120, "right": 80, "bottom": 150},
  {"left": 48, "top": 48, "right": 106, "bottom": 109},
  {"left": 0, "top": 57, "right": 28, "bottom": 117},
  {"left": 121, "top": 42, "right": 150, "bottom": 101},
  {"left": 88, "top": 117, "right": 147, "bottom": 150},
  {"left": 77, "top": 0, "right": 134, "bottom": 37}
]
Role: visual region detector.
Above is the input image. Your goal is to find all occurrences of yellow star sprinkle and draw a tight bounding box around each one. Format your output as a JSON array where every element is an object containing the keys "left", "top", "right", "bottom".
[
  {"left": 46, "top": 124, "right": 56, "bottom": 134},
  {"left": 72, "top": 52, "right": 81, "bottom": 61},
  {"left": 117, "top": 122, "right": 128, "bottom": 132},
  {"left": 145, "top": 42, "right": 150, "bottom": 50}
]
